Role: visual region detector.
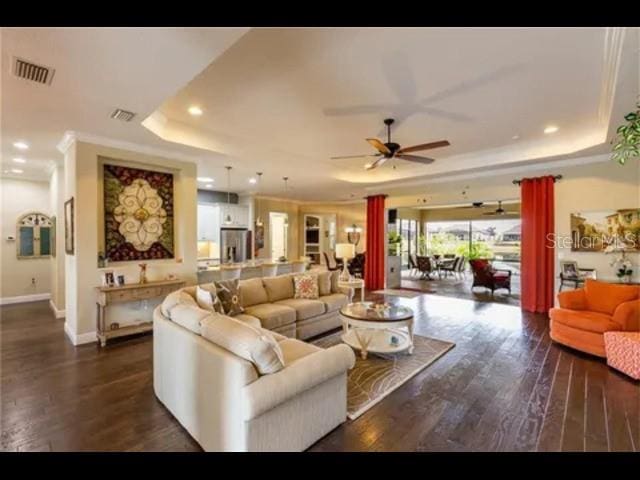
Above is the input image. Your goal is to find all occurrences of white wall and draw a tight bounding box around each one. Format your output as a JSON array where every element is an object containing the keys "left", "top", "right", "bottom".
[
  {"left": 62, "top": 139, "right": 198, "bottom": 345},
  {"left": 0, "top": 177, "right": 52, "bottom": 303},
  {"left": 49, "top": 164, "right": 66, "bottom": 316}
]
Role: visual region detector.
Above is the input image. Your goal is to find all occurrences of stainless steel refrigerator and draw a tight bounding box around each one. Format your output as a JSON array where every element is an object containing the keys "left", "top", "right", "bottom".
[{"left": 220, "top": 228, "right": 250, "bottom": 263}]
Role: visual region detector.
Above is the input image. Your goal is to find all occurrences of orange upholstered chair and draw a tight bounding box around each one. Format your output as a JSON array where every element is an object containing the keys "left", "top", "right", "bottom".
[{"left": 549, "top": 279, "right": 640, "bottom": 357}]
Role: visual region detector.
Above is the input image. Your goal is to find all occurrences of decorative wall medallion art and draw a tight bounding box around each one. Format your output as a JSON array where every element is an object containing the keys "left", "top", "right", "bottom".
[{"left": 103, "top": 163, "right": 174, "bottom": 261}]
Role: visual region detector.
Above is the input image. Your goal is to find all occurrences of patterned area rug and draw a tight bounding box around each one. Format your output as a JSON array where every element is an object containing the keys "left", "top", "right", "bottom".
[
  {"left": 371, "top": 289, "right": 429, "bottom": 298},
  {"left": 312, "top": 331, "right": 455, "bottom": 420}
]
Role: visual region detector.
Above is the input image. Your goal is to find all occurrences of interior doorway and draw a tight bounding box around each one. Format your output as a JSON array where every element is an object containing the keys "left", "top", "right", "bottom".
[{"left": 269, "top": 212, "right": 288, "bottom": 261}]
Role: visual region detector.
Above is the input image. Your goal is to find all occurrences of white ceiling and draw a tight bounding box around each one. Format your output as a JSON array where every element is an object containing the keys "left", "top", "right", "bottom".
[
  {"left": 1, "top": 27, "right": 249, "bottom": 181},
  {"left": 2, "top": 27, "right": 638, "bottom": 202}
]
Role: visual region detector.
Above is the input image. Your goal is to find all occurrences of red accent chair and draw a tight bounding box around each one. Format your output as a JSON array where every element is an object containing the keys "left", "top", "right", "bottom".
[{"left": 469, "top": 259, "right": 512, "bottom": 295}]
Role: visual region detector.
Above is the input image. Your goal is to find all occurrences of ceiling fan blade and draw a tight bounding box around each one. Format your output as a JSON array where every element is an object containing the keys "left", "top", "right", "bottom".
[
  {"left": 330, "top": 154, "right": 379, "bottom": 160},
  {"left": 398, "top": 140, "right": 450, "bottom": 154},
  {"left": 366, "top": 138, "right": 391, "bottom": 155},
  {"left": 365, "top": 156, "right": 388, "bottom": 170},
  {"left": 395, "top": 154, "right": 435, "bottom": 165}
]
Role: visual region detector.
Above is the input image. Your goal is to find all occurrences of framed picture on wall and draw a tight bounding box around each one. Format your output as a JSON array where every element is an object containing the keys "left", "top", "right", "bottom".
[
  {"left": 64, "top": 197, "right": 74, "bottom": 255},
  {"left": 50, "top": 215, "right": 56, "bottom": 257}
]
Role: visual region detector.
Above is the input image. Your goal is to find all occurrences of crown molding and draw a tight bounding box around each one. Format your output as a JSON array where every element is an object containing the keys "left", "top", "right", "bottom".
[
  {"left": 598, "top": 27, "right": 627, "bottom": 131},
  {"left": 254, "top": 194, "right": 366, "bottom": 206},
  {"left": 56, "top": 131, "right": 205, "bottom": 164}
]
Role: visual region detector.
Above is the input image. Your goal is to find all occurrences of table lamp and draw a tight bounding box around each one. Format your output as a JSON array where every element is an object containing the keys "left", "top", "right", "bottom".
[{"left": 336, "top": 243, "right": 355, "bottom": 281}]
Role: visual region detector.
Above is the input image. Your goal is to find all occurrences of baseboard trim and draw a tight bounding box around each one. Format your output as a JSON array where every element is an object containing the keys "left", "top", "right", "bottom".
[
  {"left": 49, "top": 299, "right": 66, "bottom": 319},
  {"left": 64, "top": 322, "right": 96, "bottom": 346},
  {"left": 0, "top": 293, "right": 51, "bottom": 306}
]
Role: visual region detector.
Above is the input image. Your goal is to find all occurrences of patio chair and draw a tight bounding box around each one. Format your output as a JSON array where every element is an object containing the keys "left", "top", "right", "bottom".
[
  {"left": 440, "top": 256, "right": 462, "bottom": 279},
  {"left": 416, "top": 255, "right": 436, "bottom": 280},
  {"left": 469, "top": 258, "right": 511, "bottom": 295},
  {"left": 408, "top": 254, "right": 419, "bottom": 277}
]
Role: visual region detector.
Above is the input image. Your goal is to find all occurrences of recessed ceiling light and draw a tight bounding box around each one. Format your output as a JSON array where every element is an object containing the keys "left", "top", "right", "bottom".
[
  {"left": 364, "top": 163, "right": 372, "bottom": 169},
  {"left": 12, "top": 157, "right": 26, "bottom": 164},
  {"left": 188, "top": 106, "right": 203, "bottom": 116},
  {"left": 544, "top": 125, "right": 559, "bottom": 134},
  {"left": 13, "top": 141, "right": 29, "bottom": 150},
  {"left": 197, "top": 177, "right": 214, "bottom": 182},
  {"left": 205, "top": 184, "right": 213, "bottom": 188},
  {"left": 11, "top": 168, "right": 23, "bottom": 174},
  {"left": 512, "top": 135, "right": 520, "bottom": 140},
  {"left": 248, "top": 178, "right": 257, "bottom": 184}
]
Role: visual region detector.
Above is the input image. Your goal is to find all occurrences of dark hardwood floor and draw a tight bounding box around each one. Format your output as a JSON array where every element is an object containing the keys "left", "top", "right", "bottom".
[{"left": 1, "top": 296, "right": 638, "bottom": 452}]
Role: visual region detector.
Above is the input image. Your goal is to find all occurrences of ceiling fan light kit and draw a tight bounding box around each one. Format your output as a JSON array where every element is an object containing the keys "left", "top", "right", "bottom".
[{"left": 333, "top": 118, "right": 450, "bottom": 170}]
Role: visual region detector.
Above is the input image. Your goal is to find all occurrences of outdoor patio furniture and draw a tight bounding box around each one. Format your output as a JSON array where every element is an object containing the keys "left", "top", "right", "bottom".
[
  {"left": 469, "top": 258, "right": 512, "bottom": 295},
  {"left": 416, "top": 255, "right": 436, "bottom": 280},
  {"left": 440, "top": 256, "right": 463, "bottom": 279},
  {"left": 408, "top": 254, "right": 419, "bottom": 277}
]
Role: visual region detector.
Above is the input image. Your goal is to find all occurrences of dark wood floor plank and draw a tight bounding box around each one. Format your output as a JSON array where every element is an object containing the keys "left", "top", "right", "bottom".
[{"left": 3, "top": 292, "right": 639, "bottom": 452}]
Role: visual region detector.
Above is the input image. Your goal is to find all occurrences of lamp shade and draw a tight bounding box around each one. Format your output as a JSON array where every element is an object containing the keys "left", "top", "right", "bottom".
[{"left": 335, "top": 243, "right": 355, "bottom": 260}]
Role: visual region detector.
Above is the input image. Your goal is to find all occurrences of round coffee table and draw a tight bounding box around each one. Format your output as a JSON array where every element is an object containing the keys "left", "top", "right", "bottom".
[{"left": 339, "top": 302, "right": 414, "bottom": 360}]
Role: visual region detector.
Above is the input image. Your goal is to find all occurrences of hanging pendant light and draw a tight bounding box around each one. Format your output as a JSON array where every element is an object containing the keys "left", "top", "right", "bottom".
[
  {"left": 224, "top": 166, "right": 233, "bottom": 225},
  {"left": 282, "top": 176, "right": 289, "bottom": 226},
  {"left": 255, "top": 172, "right": 264, "bottom": 227}
]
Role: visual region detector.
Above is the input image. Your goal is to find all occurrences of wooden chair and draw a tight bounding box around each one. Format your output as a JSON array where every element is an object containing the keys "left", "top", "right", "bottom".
[
  {"left": 323, "top": 251, "right": 343, "bottom": 271},
  {"left": 220, "top": 265, "right": 242, "bottom": 281}
]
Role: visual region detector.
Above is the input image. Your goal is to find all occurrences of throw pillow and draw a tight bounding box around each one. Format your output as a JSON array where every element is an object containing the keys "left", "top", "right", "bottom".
[
  {"left": 196, "top": 285, "right": 224, "bottom": 314},
  {"left": 317, "top": 271, "right": 331, "bottom": 296},
  {"left": 215, "top": 279, "right": 244, "bottom": 316},
  {"left": 200, "top": 314, "right": 285, "bottom": 375},
  {"left": 293, "top": 274, "right": 319, "bottom": 299}
]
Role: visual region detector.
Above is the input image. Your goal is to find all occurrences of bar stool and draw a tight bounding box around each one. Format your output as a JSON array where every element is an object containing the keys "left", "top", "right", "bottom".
[
  {"left": 220, "top": 264, "right": 242, "bottom": 281},
  {"left": 290, "top": 260, "right": 306, "bottom": 274},
  {"left": 261, "top": 263, "right": 278, "bottom": 278}
]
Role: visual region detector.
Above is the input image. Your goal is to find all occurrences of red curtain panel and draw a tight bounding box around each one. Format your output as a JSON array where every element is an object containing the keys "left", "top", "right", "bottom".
[
  {"left": 520, "top": 176, "right": 555, "bottom": 313},
  {"left": 364, "top": 195, "right": 386, "bottom": 291}
]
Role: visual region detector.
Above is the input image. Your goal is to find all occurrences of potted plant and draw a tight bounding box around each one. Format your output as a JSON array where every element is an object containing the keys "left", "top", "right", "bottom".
[
  {"left": 611, "top": 101, "right": 640, "bottom": 165},
  {"left": 388, "top": 231, "right": 402, "bottom": 256}
]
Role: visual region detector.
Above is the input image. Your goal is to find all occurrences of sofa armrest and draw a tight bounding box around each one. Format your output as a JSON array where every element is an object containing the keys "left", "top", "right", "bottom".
[
  {"left": 612, "top": 299, "right": 640, "bottom": 331},
  {"left": 558, "top": 289, "right": 587, "bottom": 310},
  {"left": 242, "top": 344, "right": 356, "bottom": 420}
]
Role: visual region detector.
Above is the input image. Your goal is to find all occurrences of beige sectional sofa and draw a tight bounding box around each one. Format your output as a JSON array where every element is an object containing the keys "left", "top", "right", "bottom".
[
  {"left": 237, "top": 271, "right": 350, "bottom": 339},
  {"left": 153, "top": 270, "right": 356, "bottom": 452}
]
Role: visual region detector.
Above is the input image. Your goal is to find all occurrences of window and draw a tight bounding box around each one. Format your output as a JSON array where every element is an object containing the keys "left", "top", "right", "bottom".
[{"left": 17, "top": 212, "right": 52, "bottom": 258}]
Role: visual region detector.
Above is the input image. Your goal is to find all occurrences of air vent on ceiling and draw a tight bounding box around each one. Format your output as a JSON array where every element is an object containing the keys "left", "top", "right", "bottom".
[
  {"left": 110, "top": 109, "right": 136, "bottom": 122},
  {"left": 12, "top": 57, "right": 55, "bottom": 85}
]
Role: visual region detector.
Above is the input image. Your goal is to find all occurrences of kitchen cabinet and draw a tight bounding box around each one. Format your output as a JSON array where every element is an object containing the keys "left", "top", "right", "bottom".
[{"left": 197, "top": 204, "right": 221, "bottom": 242}]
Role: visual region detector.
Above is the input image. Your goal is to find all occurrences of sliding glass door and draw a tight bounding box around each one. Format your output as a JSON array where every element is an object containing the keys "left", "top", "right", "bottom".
[{"left": 398, "top": 218, "right": 418, "bottom": 269}]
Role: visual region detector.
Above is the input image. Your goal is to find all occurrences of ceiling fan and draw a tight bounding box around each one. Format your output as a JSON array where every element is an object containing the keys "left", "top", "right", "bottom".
[
  {"left": 483, "top": 201, "right": 519, "bottom": 216},
  {"left": 331, "top": 118, "right": 450, "bottom": 170}
]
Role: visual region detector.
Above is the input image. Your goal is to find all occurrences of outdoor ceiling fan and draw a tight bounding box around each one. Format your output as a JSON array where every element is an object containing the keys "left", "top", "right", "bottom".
[
  {"left": 331, "top": 118, "right": 450, "bottom": 170},
  {"left": 483, "top": 201, "right": 519, "bottom": 216}
]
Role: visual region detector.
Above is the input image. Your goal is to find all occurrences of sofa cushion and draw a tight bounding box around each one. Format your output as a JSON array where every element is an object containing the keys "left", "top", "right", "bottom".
[
  {"left": 234, "top": 313, "right": 262, "bottom": 328},
  {"left": 317, "top": 271, "right": 332, "bottom": 296},
  {"left": 244, "top": 303, "right": 297, "bottom": 330},
  {"left": 549, "top": 308, "right": 619, "bottom": 334},
  {"left": 584, "top": 279, "right": 639, "bottom": 316},
  {"left": 279, "top": 338, "right": 322, "bottom": 364},
  {"left": 170, "top": 304, "right": 212, "bottom": 335},
  {"left": 274, "top": 298, "right": 326, "bottom": 320},
  {"left": 293, "top": 273, "right": 319, "bottom": 299},
  {"left": 195, "top": 285, "right": 224, "bottom": 314},
  {"left": 320, "top": 293, "right": 348, "bottom": 313},
  {"left": 240, "top": 278, "right": 269, "bottom": 308},
  {"left": 160, "top": 290, "right": 197, "bottom": 318},
  {"left": 200, "top": 314, "right": 285, "bottom": 375},
  {"left": 215, "top": 279, "right": 244, "bottom": 316},
  {"left": 262, "top": 274, "right": 294, "bottom": 302}
]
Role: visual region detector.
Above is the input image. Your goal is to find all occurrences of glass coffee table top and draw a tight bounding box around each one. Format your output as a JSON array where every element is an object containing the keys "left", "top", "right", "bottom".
[{"left": 339, "top": 301, "right": 413, "bottom": 322}]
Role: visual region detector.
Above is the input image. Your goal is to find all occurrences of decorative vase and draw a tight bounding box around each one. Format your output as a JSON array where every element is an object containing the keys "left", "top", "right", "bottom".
[{"left": 138, "top": 263, "right": 147, "bottom": 284}]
